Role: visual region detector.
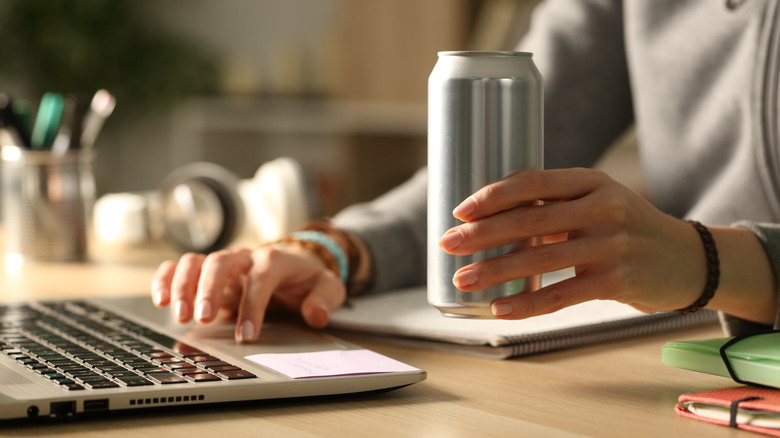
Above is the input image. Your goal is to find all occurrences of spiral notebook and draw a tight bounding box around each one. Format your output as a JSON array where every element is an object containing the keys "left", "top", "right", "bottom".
[{"left": 328, "top": 270, "right": 718, "bottom": 359}]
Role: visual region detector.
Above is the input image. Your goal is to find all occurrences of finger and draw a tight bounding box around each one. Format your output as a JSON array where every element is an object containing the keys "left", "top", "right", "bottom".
[
  {"left": 300, "top": 272, "right": 347, "bottom": 329},
  {"left": 444, "top": 180, "right": 634, "bottom": 257},
  {"left": 441, "top": 200, "right": 587, "bottom": 255},
  {"left": 151, "top": 260, "right": 178, "bottom": 307},
  {"left": 452, "top": 237, "right": 602, "bottom": 292},
  {"left": 453, "top": 168, "right": 609, "bottom": 222},
  {"left": 193, "top": 249, "right": 252, "bottom": 324},
  {"left": 220, "top": 281, "right": 244, "bottom": 311},
  {"left": 489, "top": 270, "right": 609, "bottom": 319},
  {"left": 234, "top": 248, "right": 289, "bottom": 343},
  {"left": 169, "top": 252, "right": 206, "bottom": 324}
]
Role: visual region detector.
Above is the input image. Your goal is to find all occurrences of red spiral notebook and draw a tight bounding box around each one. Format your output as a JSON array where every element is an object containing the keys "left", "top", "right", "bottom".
[{"left": 676, "top": 386, "right": 780, "bottom": 436}]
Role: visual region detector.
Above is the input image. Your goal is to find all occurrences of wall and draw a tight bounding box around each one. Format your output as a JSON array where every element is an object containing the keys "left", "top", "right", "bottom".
[{"left": 96, "top": 0, "right": 474, "bottom": 205}]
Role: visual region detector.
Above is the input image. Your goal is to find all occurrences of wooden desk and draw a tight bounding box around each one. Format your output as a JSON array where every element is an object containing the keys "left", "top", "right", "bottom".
[{"left": 0, "top": 248, "right": 750, "bottom": 437}]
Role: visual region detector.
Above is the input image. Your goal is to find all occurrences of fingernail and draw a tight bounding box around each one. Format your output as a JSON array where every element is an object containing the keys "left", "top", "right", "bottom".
[
  {"left": 238, "top": 320, "right": 254, "bottom": 343},
  {"left": 174, "top": 300, "right": 189, "bottom": 322},
  {"left": 152, "top": 288, "right": 164, "bottom": 306},
  {"left": 310, "top": 303, "right": 330, "bottom": 328},
  {"left": 195, "top": 300, "right": 212, "bottom": 321},
  {"left": 453, "top": 269, "right": 479, "bottom": 288},
  {"left": 492, "top": 302, "right": 514, "bottom": 317},
  {"left": 453, "top": 196, "right": 477, "bottom": 220},
  {"left": 439, "top": 229, "right": 463, "bottom": 251}
]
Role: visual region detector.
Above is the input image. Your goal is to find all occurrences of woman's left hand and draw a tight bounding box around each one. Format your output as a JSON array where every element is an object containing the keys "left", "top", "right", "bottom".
[{"left": 438, "top": 168, "right": 706, "bottom": 319}]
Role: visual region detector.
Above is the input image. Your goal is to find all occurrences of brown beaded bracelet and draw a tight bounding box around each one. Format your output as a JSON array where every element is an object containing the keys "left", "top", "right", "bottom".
[
  {"left": 298, "top": 220, "right": 373, "bottom": 296},
  {"left": 675, "top": 220, "right": 720, "bottom": 314},
  {"left": 276, "top": 235, "right": 342, "bottom": 280}
]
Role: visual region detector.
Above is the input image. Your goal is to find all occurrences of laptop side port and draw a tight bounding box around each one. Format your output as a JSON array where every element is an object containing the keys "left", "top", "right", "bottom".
[
  {"left": 49, "top": 401, "right": 76, "bottom": 418},
  {"left": 84, "top": 399, "right": 109, "bottom": 413}
]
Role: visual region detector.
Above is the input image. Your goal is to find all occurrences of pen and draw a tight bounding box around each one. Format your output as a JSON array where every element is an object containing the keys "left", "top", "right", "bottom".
[
  {"left": 51, "top": 95, "right": 90, "bottom": 156},
  {"left": 11, "top": 99, "right": 32, "bottom": 143},
  {"left": 31, "top": 92, "right": 65, "bottom": 149},
  {"left": 80, "top": 89, "right": 116, "bottom": 149},
  {"left": 0, "top": 93, "right": 31, "bottom": 147},
  {"left": 68, "top": 96, "right": 89, "bottom": 149}
]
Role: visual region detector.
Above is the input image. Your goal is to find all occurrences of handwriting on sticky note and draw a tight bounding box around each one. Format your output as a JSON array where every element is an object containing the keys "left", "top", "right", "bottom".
[{"left": 245, "top": 349, "right": 420, "bottom": 379}]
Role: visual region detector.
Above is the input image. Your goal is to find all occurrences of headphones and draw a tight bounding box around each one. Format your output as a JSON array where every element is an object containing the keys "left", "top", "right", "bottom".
[{"left": 94, "top": 157, "right": 320, "bottom": 253}]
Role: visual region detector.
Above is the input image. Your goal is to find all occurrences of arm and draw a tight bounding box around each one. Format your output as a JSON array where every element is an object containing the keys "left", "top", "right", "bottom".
[
  {"left": 332, "top": 168, "right": 428, "bottom": 293},
  {"left": 149, "top": 169, "right": 429, "bottom": 344},
  {"left": 704, "top": 226, "right": 776, "bottom": 326},
  {"left": 720, "top": 222, "right": 780, "bottom": 333}
]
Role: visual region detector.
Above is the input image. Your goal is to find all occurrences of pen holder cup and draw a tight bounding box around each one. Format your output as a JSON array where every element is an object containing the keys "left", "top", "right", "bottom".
[{"left": 1, "top": 145, "right": 96, "bottom": 263}]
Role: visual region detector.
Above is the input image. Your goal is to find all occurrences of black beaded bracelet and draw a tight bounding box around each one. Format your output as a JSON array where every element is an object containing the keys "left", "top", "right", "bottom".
[{"left": 675, "top": 220, "right": 720, "bottom": 314}]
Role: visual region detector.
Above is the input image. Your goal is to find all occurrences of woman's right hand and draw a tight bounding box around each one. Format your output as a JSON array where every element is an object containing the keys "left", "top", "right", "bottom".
[{"left": 150, "top": 243, "right": 348, "bottom": 344}]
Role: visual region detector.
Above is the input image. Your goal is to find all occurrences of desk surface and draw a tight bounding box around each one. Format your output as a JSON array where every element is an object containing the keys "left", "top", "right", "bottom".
[{"left": 0, "top": 245, "right": 750, "bottom": 437}]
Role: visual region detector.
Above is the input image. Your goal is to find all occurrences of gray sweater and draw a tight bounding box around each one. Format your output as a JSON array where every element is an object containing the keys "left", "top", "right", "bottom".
[{"left": 333, "top": 0, "right": 780, "bottom": 335}]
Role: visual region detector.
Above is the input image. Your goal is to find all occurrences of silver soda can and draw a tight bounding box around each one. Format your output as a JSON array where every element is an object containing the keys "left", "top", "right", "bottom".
[{"left": 427, "top": 51, "right": 543, "bottom": 318}]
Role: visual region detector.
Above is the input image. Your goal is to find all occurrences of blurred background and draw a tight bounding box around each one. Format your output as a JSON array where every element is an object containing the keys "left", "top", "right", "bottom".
[{"left": 0, "top": 0, "right": 548, "bottom": 216}]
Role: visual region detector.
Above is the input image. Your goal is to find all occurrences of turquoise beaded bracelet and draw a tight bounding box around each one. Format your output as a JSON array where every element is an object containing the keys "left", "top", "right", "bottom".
[{"left": 291, "top": 230, "right": 349, "bottom": 284}]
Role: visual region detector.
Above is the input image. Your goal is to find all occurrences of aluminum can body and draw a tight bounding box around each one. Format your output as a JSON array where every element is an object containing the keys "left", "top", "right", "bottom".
[{"left": 427, "top": 51, "right": 543, "bottom": 318}]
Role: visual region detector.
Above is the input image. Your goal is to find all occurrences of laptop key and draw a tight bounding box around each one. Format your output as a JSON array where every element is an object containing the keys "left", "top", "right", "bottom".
[
  {"left": 118, "top": 376, "right": 154, "bottom": 387},
  {"left": 218, "top": 370, "right": 257, "bottom": 380},
  {"left": 172, "top": 343, "right": 208, "bottom": 357},
  {"left": 84, "top": 379, "right": 121, "bottom": 389},
  {"left": 150, "top": 373, "right": 189, "bottom": 384},
  {"left": 185, "top": 373, "right": 221, "bottom": 382}
]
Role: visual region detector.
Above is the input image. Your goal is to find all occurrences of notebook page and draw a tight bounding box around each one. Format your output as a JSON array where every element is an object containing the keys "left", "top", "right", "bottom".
[{"left": 328, "top": 270, "right": 647, "bottom": 347}]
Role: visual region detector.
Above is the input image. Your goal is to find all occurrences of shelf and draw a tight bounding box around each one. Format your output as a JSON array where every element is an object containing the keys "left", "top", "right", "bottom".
[{"left": 171, "top": 97, "right": 427, "bottom": 138}]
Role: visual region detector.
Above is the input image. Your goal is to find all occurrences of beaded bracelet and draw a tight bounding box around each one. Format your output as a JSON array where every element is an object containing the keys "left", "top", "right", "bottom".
[
  {"left": 299, "top": 220, "right": 372, "bottom": 295},
  {"left": 285, "top": 230, "right": 349, "bottom": 284},
  {"left": 675, "top": 220, "right": 720, "bottom": 314}
]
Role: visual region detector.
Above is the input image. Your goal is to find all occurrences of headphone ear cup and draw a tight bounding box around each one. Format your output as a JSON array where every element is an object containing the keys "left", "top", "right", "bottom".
[
  {"left": 93, "top": 192, "right": 153, "bottom": 245},
  {"left": 159, "top": 162, "right": 244, "bottom": 253},
  {"left": 246, "top": 157, "right": 317, "bottom": 243}
]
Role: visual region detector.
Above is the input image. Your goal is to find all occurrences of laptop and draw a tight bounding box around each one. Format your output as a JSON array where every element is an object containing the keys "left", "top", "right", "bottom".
[{"left": 0, "top": 296, "right": 426, "bottom": 420}]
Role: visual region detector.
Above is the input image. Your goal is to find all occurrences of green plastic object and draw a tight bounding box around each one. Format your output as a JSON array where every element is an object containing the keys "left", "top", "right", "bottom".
[
  {"left": 662, "top": 332, "right": 780, "bottom": 388},
  {"left": 30, "top": 92, "right": 64, "bottom": 149}
]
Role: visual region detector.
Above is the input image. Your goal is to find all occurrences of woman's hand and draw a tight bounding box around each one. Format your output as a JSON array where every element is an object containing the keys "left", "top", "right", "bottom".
[
  {"left": 438, "top": 168, "right": 711, "bottom": 319},
  {"left": 151, "top": 243, "right": 347, "bottom": 343}
]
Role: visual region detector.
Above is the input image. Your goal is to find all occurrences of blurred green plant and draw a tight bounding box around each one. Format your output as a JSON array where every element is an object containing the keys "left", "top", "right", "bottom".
[{"left": 0, "top": 0, "right": 219, "bottom": 112}]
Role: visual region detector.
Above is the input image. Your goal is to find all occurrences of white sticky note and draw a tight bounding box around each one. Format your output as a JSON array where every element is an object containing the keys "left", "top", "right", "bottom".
[{"left": 245, "top": 349, "right": 420, "bottom": 379}]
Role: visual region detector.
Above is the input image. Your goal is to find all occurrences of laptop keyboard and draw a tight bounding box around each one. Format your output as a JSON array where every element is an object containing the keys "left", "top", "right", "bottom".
[{"left": 0, "top": 301, "right": 256, "bottom": 391}]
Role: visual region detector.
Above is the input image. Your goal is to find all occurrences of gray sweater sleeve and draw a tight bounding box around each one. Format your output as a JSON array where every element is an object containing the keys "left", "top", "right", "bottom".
[{"left": 331, "top": 168, "right": 429, "bottom": 293}]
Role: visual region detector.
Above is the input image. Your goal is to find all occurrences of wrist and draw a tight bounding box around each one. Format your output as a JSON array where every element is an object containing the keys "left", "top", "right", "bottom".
[
  {"left": 276, "top": 231, "right": 348, "bottom": 283},
  {"left": 706, "top": 226, "right": 777, "bottom": 325},
  {"left": 298, "top": 220, "right": 374, "bottom": 295},
  {"left": 675, "top": 221, "right": 720, "bottom": 314}
]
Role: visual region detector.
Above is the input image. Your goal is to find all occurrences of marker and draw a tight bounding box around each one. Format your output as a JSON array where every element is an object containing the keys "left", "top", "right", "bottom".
[
  {"left": 0, "top": 94, "right": 31, "bottom": 147},
  {"left": 80, "top": 89, "right": 116, "bottom": 149},
  {"left": 51, "top": 95, "right": 88, "bottom": 156},
  {"left": 11, "top": 99, "right": 32, "bottom": 143},
  {"left": 31, "top": 92, "right": 65, "bottom": 149}
]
